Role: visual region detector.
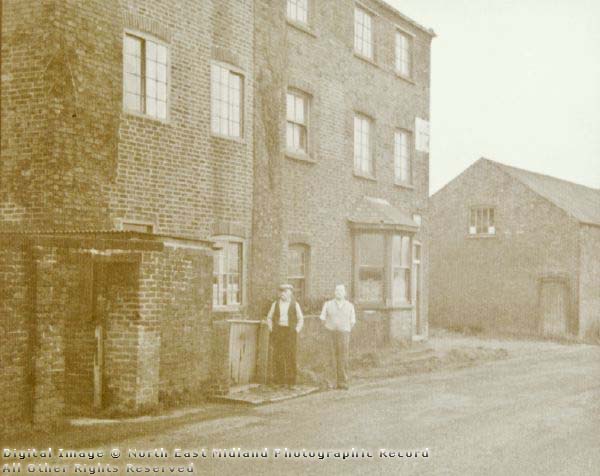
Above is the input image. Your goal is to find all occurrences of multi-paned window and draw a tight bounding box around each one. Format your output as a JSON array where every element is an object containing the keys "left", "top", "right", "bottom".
[
  {"left": 395, "top": 31, "right": 411, "bottom": 77},
  {"left": 357, "top": 234, "right": 385, "bottom": 303},
  {"left": 356, "top": 233, "right": 413, "bottom": 306},
  {"left": 123, "top": 33, "right": 168, "bottom": 120},
  {"left": 354, "top": 114, "right": 373, "bottom": 175},
  {"left": 354, "top": 7, "right": 373, "bottom": 59},
  {"left": 211, "top": 64, "right": 243, "bottom": 138},
  {"left": 287, "top": 244, "right": 309, "bottom": 304},
  {"left": 286, "top": 90, "right": 309, "bottom": 154},
  {"left": 287, "top": 0, "right": 308, "bottom": 24},
  {"left": 394, "top": 130, "right": 411, "bottom": 184},
  {"left": 469, "top": 207, "right": 496, "bottom": 235},
  {"left": 392, "top": 235, "right": 411, "bottom": 304},
  {"left": 213, "top": 241, "right": 243, "bottom": 307}
]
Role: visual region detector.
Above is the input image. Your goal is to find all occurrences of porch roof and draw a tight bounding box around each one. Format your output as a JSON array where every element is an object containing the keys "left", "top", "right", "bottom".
[{"left": 348, "top": 196, "right": 419, "bottom": 231}]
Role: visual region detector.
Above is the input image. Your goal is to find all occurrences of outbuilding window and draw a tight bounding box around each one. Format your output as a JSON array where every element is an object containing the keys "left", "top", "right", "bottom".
[{"left": 469, "top": 207, "right": 496, "bottom": 235}]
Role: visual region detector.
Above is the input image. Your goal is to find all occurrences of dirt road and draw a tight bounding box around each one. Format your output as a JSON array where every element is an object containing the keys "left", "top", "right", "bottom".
[{"left": 105, "top": 341, "right": 599, "bottom": 475}]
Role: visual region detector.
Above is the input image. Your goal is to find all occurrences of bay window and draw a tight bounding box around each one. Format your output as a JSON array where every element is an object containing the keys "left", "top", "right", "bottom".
[{"left": 355, "top": 231, "right": 415, "bottom": 307}]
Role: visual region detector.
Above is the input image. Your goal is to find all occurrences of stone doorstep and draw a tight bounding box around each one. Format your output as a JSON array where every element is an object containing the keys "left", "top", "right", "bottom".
[{"left": 209, "top": 384, "right": 320, "bottom": 405}]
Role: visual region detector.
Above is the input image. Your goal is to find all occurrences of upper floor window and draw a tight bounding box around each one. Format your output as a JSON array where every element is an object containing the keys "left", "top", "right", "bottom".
[
  {"left": 287, "top": 244, "right": 309, "bottom": 305},
  {"left": 415, "top": 118, "right": 430, "bottom": 153},
  {"left": 287, "top": 0, "right": 308, "bottom": 24},
  {"left": 211, "top": 64, "right": 243, "bottom": 138},
  {"left": 395, "top": 31, "right": 412, "bottom": 77},
  {"left": 123, "top": 33, "right": 168, "bottom": 120},
  {"left": 286, "top": 90, "right": 309, "bottom": 154},
  {"left": 354, "top": 114, "right": 373, "bottom": 176},
  {"left": 469, "top": 207, "right": 496, "bottom": 235},
  {"left": 354, "top": 7, "right": 373, "bottom": 59},
  {"left": 394, "top": 130, "right": 412, "bottom": 184},
  {"left": 213, "top": 240, "right": 243, "bottom": 307}
]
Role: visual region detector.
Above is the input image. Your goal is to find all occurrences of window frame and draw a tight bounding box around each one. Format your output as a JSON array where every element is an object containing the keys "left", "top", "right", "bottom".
[
  {"left": 210, "top": 62, "right": 245, "bottom": 140},
  {"left": 122, "top": 30, "right": 170, "bottom": 122},
  {"left": 285, "top": 89, "right": 310, "bottom": 157},
  {"left": 211, "top": 236, "right": 247, "bottom": 311},
  {"left": 353, "top": 113, "right": 374, "bottom": 178},
  {"left": 395, "top": 30, "right": 413, "bottom": 79},
  {"left": 354, "top": 6, "right": 374, "bottom": 60},
  {"left": 287, "top": 243, "right": 310, "bottom": 305},
  {"left": 394, "top": 129, "right": 412, "bottom": 185},
  {"left": 468, "top": 206, "right": 496, "bottom": 236},
  {"left": 286, "top": 0, "right": 309, "bottom": 25},
  {"left": 353, "top": 231, "right": 415, "bottom": 308}
]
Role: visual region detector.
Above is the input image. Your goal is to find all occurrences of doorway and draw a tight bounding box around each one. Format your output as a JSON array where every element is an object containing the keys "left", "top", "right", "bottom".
[{"left": 540, "top": 277, "right": 569, "bottom": 337}]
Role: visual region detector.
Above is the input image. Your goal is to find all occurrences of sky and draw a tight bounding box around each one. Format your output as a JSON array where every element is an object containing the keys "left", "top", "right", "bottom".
[{"left": 387, "top": 0, "right": 600, "bottom": 194}]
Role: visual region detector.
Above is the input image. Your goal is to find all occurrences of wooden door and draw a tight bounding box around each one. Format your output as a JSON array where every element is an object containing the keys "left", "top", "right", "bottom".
[
  {"left": 229, "top": 321, "right": 259, "bottom": 386},
  {"left": 540, "top": 279, "right": 569, "bottom": 337}
]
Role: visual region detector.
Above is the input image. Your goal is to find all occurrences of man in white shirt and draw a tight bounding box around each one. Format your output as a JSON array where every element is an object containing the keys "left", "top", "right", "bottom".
[
  {"left": 266, "top": 284, "right": 304, "bottom": 386},
  {"left": 319, "top": 284, "right": 356, "bottom": 390}
]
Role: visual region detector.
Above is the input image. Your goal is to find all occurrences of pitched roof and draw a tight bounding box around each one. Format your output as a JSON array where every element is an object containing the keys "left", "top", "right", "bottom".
[
  {"left": 484, "top": 159, "right": 600, "bottom": 226},
  {"left": 348, "top": 196, "right": 419, "bottom": 229}
]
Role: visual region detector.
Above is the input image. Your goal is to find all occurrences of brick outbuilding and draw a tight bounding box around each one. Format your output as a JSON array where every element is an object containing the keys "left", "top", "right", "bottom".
[{"left": 429, "top": 158, "right": 600, "bottom": 339}]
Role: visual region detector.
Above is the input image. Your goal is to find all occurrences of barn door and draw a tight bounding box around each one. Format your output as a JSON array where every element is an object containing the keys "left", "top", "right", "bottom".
[
  {"left": 229, "top": 320, "right": 259, "bottom": 386},
  {"left": 540, "top": 278, "right": 569, "bottom": 337}
]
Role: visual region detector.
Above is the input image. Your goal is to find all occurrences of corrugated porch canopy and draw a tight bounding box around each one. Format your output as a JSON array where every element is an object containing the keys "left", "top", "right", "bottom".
[{"left": 348, "top": 196, "right": 419, "bottom": 232}]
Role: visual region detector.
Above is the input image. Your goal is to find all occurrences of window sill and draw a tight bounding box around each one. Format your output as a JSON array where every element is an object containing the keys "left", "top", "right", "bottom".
[
  {"left": 353, "top": 52, "right": 379, "bottom": 69},
  {"left": 394, "top": 72, "right": 416, "bottom": 85},
  {"left": 466, "top": 234, "right": 497, "bottom": 239},
  {"left": 353, "top": 171, "right": 377, "bottom": 182},
  {"left": 210, "top": 132, "right": 246, "bottom": 144},
  {"left": 285, "top": 150, "right": 317, "bottom": 164},
  {"left": 286, "top": 19, "right": 318, "bottom": 38},
  {"left": 212, "top": 305, "right": 243, "bottom": 313},
  {"left": 357, "top": 302, "right": 414, "bottom": 311},
  {"left": 123, "top": 108, "right": 169, "bottom": 125},
  {"left": 394, "top": 181, "right": 414, "bottom": 190}
]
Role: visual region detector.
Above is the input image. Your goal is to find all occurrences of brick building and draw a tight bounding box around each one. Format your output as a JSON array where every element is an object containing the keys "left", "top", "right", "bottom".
[
  {"left": 252, "top": 0, "right": 434, "bottom": 341},
  {"left": 1, "top": 0, "right": 434, "bottom": 430},
  {"left": 1, "top": 0, "right": 255, "bottom": 429},
  {"left": 429, "top": 158, "right": 600, "bottom": 339}
]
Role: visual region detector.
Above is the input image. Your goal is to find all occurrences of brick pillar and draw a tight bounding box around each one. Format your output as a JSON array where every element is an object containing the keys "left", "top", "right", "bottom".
[
  {"left": 210, "top": 320, "right": 231, "bottom": 395},
  {"left": 31, "top": 246, "right": 66, "bottom": 427}
]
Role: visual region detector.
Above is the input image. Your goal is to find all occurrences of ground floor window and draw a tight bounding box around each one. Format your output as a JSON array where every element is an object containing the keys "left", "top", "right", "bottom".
[
  {"left": 287, "top": 244, "right": 309, "bottom": 304},
  {"left": 355, "top": 232, "right": 414, "bottom": 306},
  {"left": 213, "top": 241, "right": 243, "bottom": 308}
]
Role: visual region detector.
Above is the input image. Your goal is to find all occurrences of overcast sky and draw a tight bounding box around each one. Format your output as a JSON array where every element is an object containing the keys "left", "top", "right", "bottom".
[{"left": 387, "top": 0, "right": 600, "bottom": 194}]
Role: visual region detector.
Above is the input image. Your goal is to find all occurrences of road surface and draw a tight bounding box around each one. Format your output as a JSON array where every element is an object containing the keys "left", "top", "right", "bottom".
[{"left": 111, "top": 343, "right": 600, "bottom": 475}]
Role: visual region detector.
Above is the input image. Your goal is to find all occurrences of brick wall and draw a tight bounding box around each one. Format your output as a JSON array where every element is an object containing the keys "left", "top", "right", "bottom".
[
  {"left": 1, "top": 0, "right": 255, "bottom": 242},
  {"left": 252, "top": 0, "right": 432, "bottom": 327},
  {"left": 0, "top": 243, "right": 30, "bottom": 430},
  {"left": 579, "top": 225, "right": 600, "bottom": 338},
  {"left": 429, "top": 159, "right": 581, "bottom": 335}
]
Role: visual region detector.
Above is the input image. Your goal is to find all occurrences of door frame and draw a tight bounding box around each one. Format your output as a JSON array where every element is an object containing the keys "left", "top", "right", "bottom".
[{"left": 537, "top": 274, "right": 570, "bottom": 336}]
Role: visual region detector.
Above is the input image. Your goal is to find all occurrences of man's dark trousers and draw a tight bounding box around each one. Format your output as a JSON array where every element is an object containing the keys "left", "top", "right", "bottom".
[{"left": 271, "top": 324, "right": 297, "bottom": 385}]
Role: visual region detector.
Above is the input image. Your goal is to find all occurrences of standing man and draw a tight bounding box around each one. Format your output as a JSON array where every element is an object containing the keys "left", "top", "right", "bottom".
[
  {"left": 320, "top": 284, "right": 356, "bottom": 390},
  {"left": 267, "top": 284, "right": 304, "bottom": 387}
]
